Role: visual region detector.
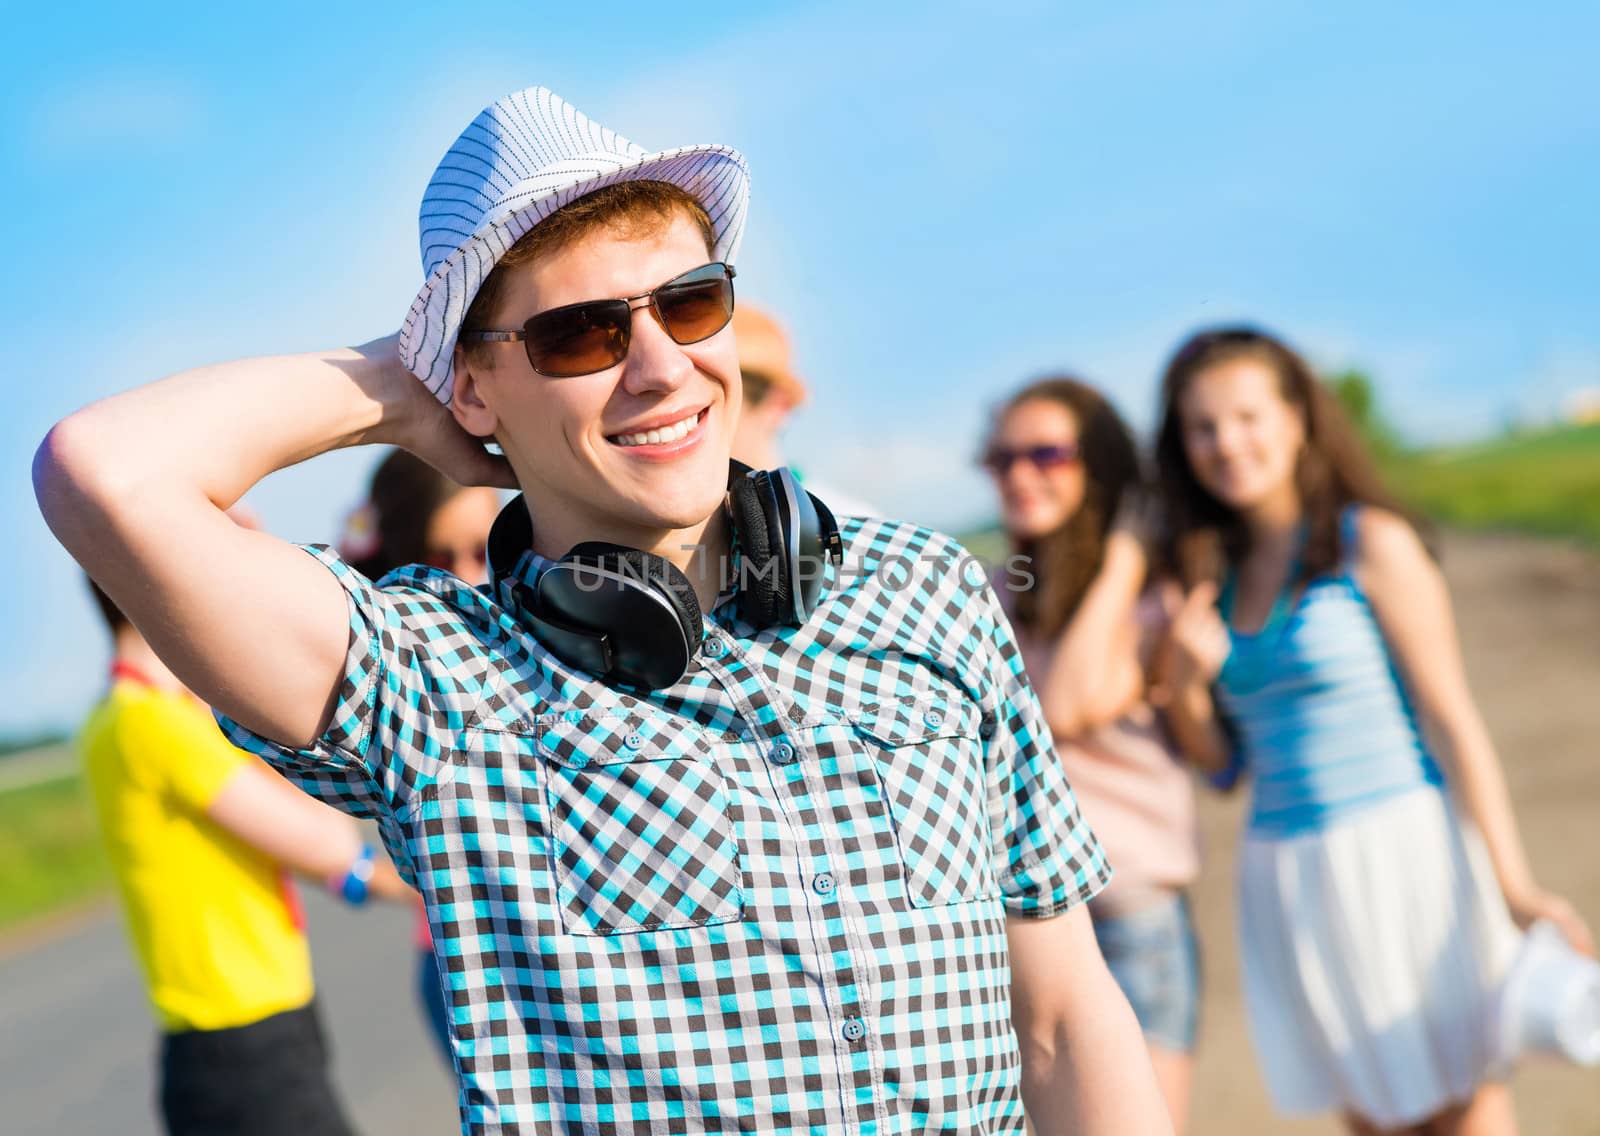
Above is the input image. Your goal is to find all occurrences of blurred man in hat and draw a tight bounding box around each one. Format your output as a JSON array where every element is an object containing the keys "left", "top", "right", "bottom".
[{"left": 732, "top": 304, "right": 879, "bottom": 519}]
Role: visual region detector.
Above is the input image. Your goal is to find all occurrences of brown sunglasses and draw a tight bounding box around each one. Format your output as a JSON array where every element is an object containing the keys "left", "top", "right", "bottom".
[{"left": 460, "top": 262, "right": 736, "bottom": 378}]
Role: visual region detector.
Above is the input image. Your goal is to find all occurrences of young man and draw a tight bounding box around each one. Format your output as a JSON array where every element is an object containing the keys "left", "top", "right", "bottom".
[
  {"left": 36, "top": 87, "right": 1171, "bottom": 1135},
  {"left": 78, "top": 575, "right": 411, "bottom": 1135}
]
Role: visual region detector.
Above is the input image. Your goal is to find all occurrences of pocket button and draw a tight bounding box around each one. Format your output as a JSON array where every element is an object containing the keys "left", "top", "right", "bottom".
[
  {"left": 923, "top": 709, "right": 945, "bottom": 729},
  {"left": 622, "top": 731, "right": 646, "bottom": 751}
]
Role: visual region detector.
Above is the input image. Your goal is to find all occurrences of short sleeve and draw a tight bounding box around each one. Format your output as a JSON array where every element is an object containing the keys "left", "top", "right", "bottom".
[
  {"left": 974, "top": 577, "right": 1113, "bottom": 917},
  {"left": 123, "top": 693, "right": 254, "bottom": 812},
  {"left": 213, "top": 545, "right": 451, "bottom": 883}
]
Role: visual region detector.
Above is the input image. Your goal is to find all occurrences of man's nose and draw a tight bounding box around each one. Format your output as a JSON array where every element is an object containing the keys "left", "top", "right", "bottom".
[{"left": 618, "top": 302, "right": 694, "bottom": 395}]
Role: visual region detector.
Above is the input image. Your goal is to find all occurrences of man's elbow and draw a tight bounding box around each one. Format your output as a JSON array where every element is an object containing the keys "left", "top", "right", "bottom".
[
  {"left": 35, "top": 411, "right": 142, "bottom": 550},
  {"left": 36, "top": 416, "right": 100, "bottom": 533}
]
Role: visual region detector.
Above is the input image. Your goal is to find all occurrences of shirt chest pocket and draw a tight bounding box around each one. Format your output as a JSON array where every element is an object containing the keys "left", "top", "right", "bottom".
[
  {"left": 851, "top": 697, "right": 1000, "bottom": 907},
  {"left": 529, "top": 711, "right": 745, "bottom": 936}
]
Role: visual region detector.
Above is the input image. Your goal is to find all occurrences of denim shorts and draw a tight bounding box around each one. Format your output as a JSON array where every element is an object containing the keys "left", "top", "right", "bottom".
[{"left": 1091, "top": 891, "right": 1201, "bottom": 1053}]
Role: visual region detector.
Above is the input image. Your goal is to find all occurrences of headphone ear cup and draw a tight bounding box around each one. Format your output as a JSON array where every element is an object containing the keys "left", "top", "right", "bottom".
[
  {"left": 807, "top": 491, "right": 839, "bottom": 556},
  {"left": 727, "top": 472, "right": 787, "bottom": 627},
  {"left": 565, "top": 542, "right": 703, "bottom": 652},
  {"left": 538, "top": 542, "right": 703, "bottom": 689},
  {"left": 789, "top": 481, "right": 839, "bottom": 621}
]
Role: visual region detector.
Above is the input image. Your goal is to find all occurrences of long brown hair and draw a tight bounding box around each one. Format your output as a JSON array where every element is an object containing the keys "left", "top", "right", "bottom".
[
  {"left": 991, "top": 377, "right": 1143, "bottom": 638},
  {"left": 1154, "top": 326, "right": 1413, "bottom": 588}
]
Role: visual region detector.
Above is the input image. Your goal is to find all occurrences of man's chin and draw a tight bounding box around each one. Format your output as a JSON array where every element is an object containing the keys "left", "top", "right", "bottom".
[
  {"left": 621, "top": 457, "right": 729, "bottom": 512},
  {"left": 611, "top": 482, "right": 727, "bottom": 536},
  {"left": 643, "top": 499, "right": 725, "bottom": 534}
]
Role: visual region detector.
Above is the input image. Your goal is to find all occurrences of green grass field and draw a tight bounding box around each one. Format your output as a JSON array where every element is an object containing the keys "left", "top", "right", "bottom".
[
  {"left": 1385, "top": 422, "right": 1600, "bottom": 545},
  {"left": 0, "top": 752, "right": 112, "bottom": 932}
]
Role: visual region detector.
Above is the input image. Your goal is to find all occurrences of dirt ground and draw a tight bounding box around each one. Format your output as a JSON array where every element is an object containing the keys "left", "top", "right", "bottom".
[{"left": 1185, "top": 531, "right": 1600, "bottom": 1135}]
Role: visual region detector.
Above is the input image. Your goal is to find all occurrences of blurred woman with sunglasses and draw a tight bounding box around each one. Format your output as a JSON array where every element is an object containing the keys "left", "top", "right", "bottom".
[
  {"left": 1153, "top": 326, "right": 1593, "bottom": 1136},
  {"left": 984, "top": 377, "right": 1203, "bottom": 1134},
  {"left": 338, "top": 449, "right": 500, "bottom": 1065}
]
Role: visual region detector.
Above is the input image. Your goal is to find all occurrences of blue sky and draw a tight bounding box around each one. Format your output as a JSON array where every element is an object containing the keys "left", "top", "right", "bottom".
[{"left": 4, "top": 0, "right": 1598, "bottom": 733}]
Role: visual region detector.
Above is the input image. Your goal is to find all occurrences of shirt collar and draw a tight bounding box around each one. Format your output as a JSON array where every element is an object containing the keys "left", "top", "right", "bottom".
[{"left": 486, "top": 495, "right": 555, "bottom": 615}]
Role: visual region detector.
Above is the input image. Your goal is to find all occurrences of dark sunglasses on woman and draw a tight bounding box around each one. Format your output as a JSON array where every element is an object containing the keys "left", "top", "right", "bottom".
[
  {"left": 460, "top": 262, "right": 736, "bottom": 378},
  {"left": 980, "top": 442, "right": 1082, "bottom": 475}
]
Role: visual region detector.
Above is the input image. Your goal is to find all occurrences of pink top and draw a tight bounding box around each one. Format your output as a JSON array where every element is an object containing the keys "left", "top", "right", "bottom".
[{"left": 1008, "top": 588, "right": 1201, "bottom": 916}]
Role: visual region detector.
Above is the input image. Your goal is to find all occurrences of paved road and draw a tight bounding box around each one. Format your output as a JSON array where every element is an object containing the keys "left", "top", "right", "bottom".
[{"left": 0, "top": 892, "right": 459, "bottom": 1135}]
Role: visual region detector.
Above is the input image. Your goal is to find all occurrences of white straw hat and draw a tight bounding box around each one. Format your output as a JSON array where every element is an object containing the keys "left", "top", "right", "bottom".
[
  {"left": 1492, "top": 919, "right": 1600, "bottom": 1067},
  {"left": 399, "top": 86, "right": 750, "bottom": 403}
]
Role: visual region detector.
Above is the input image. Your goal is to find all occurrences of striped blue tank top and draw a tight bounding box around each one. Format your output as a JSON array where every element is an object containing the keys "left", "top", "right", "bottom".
[{"left": 1215, "top": 509, "right": 1443, "bottom": 837}]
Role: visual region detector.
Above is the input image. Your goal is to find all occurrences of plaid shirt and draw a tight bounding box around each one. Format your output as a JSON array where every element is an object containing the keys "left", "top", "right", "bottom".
[{"left": 220, "top": 513, "right": 1109, "bottom": 1135}]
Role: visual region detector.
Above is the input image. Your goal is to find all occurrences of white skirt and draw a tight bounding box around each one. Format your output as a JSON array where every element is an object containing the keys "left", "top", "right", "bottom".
[{"left": 1237, "top": 786, "right": 1523, "bottom": 1127}]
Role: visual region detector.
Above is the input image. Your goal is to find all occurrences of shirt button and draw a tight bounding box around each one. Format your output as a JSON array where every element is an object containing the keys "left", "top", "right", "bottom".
[
  {"left": 841, "top": 1017, "right": 866, "bottom": 1043},
  {"left": 622, "top": 731, "right": 645, "bottom": 751},
  {"left": 772, "top": 741, "right": 796, "bottom": 765},
  {"left": 812, "top": 872, "right": 836, "bottom": 896},
  {"left": 923, "top": 709, "right": 945, "bottom": 729},
  {"left": 979, "top": 717, "right": 997, "bottom": 739},
  {"left": 702, "top": 636, "right": 726, "bottom": 659}
]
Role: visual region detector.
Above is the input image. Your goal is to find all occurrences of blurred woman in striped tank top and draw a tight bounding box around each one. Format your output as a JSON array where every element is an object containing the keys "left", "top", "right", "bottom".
[{"left": 1151, "top": 326, "right": 1593, "bottom": 1135}]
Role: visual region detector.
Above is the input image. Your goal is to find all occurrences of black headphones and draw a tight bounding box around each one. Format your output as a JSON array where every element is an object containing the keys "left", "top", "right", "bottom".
[{"left": 487, "top": 462, "right": 843, "bottom": 691}]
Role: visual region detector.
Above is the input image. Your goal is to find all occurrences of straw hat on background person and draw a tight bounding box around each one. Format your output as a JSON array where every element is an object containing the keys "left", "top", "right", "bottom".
[
  {"left": 730, "top": 305, "right": 878, "bottom": 519},
  {"left": 731, "top": 305, "right": 809, "bottom": 471}
]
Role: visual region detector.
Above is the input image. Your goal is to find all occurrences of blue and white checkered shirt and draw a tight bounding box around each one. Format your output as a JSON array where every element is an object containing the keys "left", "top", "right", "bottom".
[{"left": 220, "top": 512, "right": 1109, "bottom": 1135}]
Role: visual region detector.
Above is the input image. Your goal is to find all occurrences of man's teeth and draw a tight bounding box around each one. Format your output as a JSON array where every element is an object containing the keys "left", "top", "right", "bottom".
[{"left": 613, "top": 412, "right": 699, "bottom": 447}]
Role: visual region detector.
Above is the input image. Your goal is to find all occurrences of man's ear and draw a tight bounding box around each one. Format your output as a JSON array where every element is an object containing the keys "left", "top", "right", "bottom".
[{"left": 451, "top": 345, "right": 500, "bottom": 438}]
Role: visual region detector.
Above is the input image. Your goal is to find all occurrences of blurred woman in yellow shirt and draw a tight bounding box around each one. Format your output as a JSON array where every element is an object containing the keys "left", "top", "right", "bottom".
[{"left": 79, "top": 573, "right": 410, "bottom": 1136}]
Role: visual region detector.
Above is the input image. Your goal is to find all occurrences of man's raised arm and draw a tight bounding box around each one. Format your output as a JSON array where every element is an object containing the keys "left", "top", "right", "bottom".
[{"left": 33, "top": 334, "right": 510, "bottom": 748}]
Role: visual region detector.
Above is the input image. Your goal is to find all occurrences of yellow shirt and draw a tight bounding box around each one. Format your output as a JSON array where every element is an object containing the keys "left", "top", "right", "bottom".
[{"left": 79, "top": 677, "right": 314, "bottom": 1032}]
